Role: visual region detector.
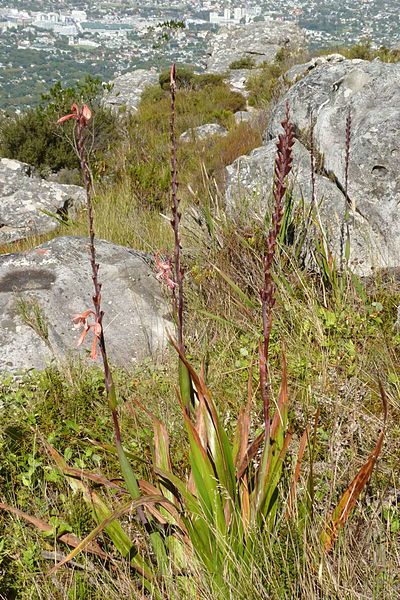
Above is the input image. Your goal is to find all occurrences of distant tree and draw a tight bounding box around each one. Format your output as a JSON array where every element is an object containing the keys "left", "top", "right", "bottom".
[
  {"left": 156, "top": 20, "right": 185, "bottom": 30},
  {"left": 0, "top": 76, "right": 119, "bottom": 177}
]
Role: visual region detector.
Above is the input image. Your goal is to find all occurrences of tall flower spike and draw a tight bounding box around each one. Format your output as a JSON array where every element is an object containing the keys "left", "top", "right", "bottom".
[
  {"left": 260, "top": 102, "right": 295, "bottom": 437},
  {"left": 169, "top": 62, "right": 184, "bottom": 350}
]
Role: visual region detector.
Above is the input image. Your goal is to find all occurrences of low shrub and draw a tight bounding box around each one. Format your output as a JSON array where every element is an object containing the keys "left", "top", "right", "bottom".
[
  {"left": 319, "top": 40, "right": 400, "bottom": 63},
  {"left": 246, "top": 62, "right": 286, "bottom": 108},
  {"left": 246, "top": 47, "right": 309, "bottom": 108},
  {"left": 123, "top": 80, "right": 249, "bottom": 209},
  {"left": 229, "top": 56, "right": 256, "bottom": 70},
  {"left": 159, "top": 66, "right": 224, "bottom": 91},
  {"left": 0, "top": 76, "right": 119, "bottom": 178}
]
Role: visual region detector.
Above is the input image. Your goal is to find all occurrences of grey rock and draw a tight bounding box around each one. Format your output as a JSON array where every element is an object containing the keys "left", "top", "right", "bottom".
[
  {"left": 0, "top": 158, "right": 85, "bottom": 244},
  {"left": 225, "top": 138, "right": 346, "bottom": 258},
  {"left": 233, "top": 111, "right": 253, "bottom": 125},
  {"left": 285, "top": 53, "right": 346, "bottom": 84},
  {"left": 180, "top": 123, "right": 228, "bottom": 143},
  {"left": 102, "top": 69, "right": 159, "bottom": 113},
  {"left": 268, "top": 59, "right": 400, "bottom": 274},
  {"left": 226, "top": 69, "right": 253, "bottom": 96},
  {"left": 0, "top": 236, "right": 170, "bottom": 371},
  {"left": 206, "top": 19, "right": 306, "bottom": 74}
]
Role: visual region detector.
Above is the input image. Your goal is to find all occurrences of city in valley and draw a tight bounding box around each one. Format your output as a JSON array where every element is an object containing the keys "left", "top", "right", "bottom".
[{"left": 0, "top": 0, "right": 399, "bottom": 109}]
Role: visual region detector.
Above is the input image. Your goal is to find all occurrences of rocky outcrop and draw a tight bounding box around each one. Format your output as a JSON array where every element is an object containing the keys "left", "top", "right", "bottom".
[
  {"left": 227, "top": 59, "right": 400, "bottom": 275},
  {"left": 0, "top": 158, "right": 85, "bottom": 245},
  {"left": 180, "top": 123, "right": 228, "bottom": 143},
  {"left": 227, "top": 69, "right": 252, "bottom": 96},
  {"left": 0, "top": 236, "right": 170, "bottom": 371},
  {"left": 102, "top": 69, "right": 159, "bottom": 113},
  {"left": 284, "top": 53, "right": 346, "bottom": 84},
  {"left": 206, "top": 19, "right": 306, "bottom": 74},
  {"left": 226, "top": 139, "right": 345, "bottom": 259},
  {"left": 269, "top": 59, "right": 400, "bottom": 274}
]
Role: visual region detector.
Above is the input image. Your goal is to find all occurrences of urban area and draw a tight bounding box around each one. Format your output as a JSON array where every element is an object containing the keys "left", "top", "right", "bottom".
[{"left": 1, "top": 0, "right": 399, "bottom": 109}]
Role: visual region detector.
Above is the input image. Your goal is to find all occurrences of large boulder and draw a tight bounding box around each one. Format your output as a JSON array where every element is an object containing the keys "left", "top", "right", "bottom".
[
  {"left": 226, "top": 138, "right": 347, "bottom": 259},
  {"left": 102, "top": 69, "right": 159, "bottom": 113},
  {"left": 226, "top": 139, "right": 343, "bottom": 216},
  {"left": 0, "top": 236, "right": 170, "bottom": 371},
  {"left": 206, "top": 19, "right": 306, "bottom": 74},
  {"left": 0, "top": 158, "right": 85, "bottom": 244},
  {"left": 266, "top": 58, "right": 400, "bottom": 274},
  {"left": 226, "top": 59, "right": 400, "bottom": 275}
]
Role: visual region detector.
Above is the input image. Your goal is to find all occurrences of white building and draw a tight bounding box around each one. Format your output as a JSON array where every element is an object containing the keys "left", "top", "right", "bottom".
[
  {"left": 209, "top": 6, "right": 261, "bottom": 25},
  {"left": 54, "top": 24, "right": 79, "bottom": 36},
  {"left": 71, "top": 10, "right": 87, "bottom": 23}
]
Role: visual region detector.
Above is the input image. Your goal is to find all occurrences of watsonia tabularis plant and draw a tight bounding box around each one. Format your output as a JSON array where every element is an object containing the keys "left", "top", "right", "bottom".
[{"left": 15, "top": 72, "right": 386, "bottom": 592}]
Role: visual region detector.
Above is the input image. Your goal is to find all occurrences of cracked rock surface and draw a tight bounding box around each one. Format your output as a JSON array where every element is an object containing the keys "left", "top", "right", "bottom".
[
  {"left": 227, "top": 59, "right": 400, "bottom": 275},
  {"left": 0, "top": 236, "right": 170, "bottom": 370},
  {"left": 0, "top": 158, "right": 85, "bottom": 244},
  {"left": 102, "top": 69, "right": 159, "bottom": 113},
  {"left": 206, "top": 19, "right": 306, "bottom": 74}
]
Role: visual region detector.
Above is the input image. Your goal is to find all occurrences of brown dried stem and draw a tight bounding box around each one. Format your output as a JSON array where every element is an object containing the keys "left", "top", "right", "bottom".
[{"left": 169, "top": 63, "right": 185, "bottom": 350}]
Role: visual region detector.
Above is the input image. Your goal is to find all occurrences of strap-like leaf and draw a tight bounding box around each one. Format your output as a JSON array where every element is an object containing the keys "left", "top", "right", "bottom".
[
  {"left": 171, "top": 337, "right": 237, "bottom": 500},
  {"left": 43, "top": 440, "right": 152, "bottom": 576},
  {"left": 48, "top": 495, "right": 172, "bottom": 575},
  {"left": 0, "top": 503, "right": 107, "bottom": 559},
  {"left": 286, "top": 426, "right": 310, "bottom": 518},
  {"left": 322, "top": 384, "right": 387, "bottom": 551},
  {"left": 211, "top": 264, "right": 258, "bottom": 311},
  {"left": 234, "top": 365, "right": 253, "bottom": 469}
]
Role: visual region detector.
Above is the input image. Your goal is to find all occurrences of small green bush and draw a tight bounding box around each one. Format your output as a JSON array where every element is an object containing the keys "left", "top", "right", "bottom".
[
  {"left": 229, "top": 56, "right": 256, "bottom": 70},
  {"left": 194, "top": 72, "right": 225, "bottom": 88},
  {"left": 246, "top": 62, "right": 285, "bottom": 107},
  {"left": 159, "top": 65, "right": 196, "bottom": 90},
  {"left": 0, "top": 76, "right": 119, "bottom": 177},
  {"left": 318, "top": 40, "right": 400, "bottom": 63},
  {"left": 159, "top": 66, "right": 225, "bottom": 91},
  {"left": 246, "top": 46, "right": 310, "bottom": 107}
]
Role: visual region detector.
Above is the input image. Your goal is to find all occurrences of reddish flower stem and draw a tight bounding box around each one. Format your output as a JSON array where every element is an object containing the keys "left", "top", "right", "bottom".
[
  {"left": 260, "top": 103, "right": 294, "bottom": 439},
  {"left": 74, "top": 118, "right": 115, "bottom": 403}
]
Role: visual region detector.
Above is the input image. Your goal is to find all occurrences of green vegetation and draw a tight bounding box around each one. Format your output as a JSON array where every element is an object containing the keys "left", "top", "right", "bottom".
[
  {"left": 1, "top": 221, "right": 399, "bottom": 597},
  {"left": 246, "top": 47, "right": 308, "bottom": 107},
  {"left": 319, "top": 40, "right": 400, "bottom": 62},
  {"left": 125, "top": 75, "right": 249, "bottom": 210},
  {"left": 0, "top": 77, "right": 119, "bottom": 178},
  {"left": 0, "top": 52, "right": 399, "bottom": 599},
  {"left": 158, "top": 66, "right": 225, "bottom": 90},
  {"left": 156, "top": 20, "right": 185, "bottom": 30},
  {"left": 229, "top": 56, "right": 256, "bottom": 70}
]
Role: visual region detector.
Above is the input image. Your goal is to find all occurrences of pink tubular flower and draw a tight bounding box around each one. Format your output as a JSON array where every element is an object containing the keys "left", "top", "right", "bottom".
[
  {"left": 72, "top": 309, "right": 101, "bottom": 360},
  {"left": 57, "top": 103, "right": 92, "bottom": 126},
  {"left": 154, "top": 253, "right": 176, "bottom": 290}
]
